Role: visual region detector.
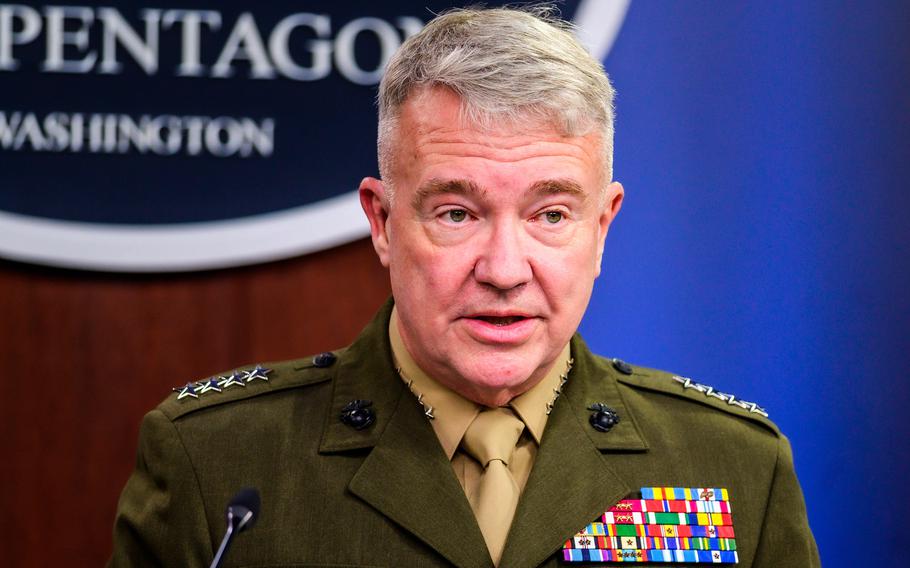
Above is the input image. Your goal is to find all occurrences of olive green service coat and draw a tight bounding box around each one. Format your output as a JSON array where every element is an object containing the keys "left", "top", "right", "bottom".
[{"left": 110, "top": 301, "right": 819, "bottom": 567}]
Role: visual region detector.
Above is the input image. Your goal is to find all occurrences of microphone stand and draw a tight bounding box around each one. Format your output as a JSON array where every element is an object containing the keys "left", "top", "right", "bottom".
[{"left": 209, "top": 507, "right": 252, "bottom": 568}]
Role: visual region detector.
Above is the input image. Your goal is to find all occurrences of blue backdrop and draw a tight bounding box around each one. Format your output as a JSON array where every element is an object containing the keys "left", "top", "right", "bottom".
[{"left": 580, "top": 2, "right": 910, "bottom": 564}]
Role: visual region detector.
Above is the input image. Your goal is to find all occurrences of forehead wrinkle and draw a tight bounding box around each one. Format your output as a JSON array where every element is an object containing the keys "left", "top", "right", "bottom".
[
  {"left": 417, "top": 137, "right": 592, "bottom": 165},
  {"left": 411, "top": 178, "right": 485, "bottom": 210}
]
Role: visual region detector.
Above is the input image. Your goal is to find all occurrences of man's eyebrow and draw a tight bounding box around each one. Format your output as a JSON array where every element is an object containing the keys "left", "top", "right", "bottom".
[
  {"left": 529, "top": 179, "right": 587, "bottom": 201},
  {"left": 412, "top": 179, "right": 484, "bottom": 210},
  {"left": 411, "top": 178, "right": 586, "bottom": 209}
]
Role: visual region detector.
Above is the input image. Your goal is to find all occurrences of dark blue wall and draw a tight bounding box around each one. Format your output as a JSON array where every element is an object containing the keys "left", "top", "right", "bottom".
[{"left": 580, "top": 2, "right": 910, "bottom": 563}]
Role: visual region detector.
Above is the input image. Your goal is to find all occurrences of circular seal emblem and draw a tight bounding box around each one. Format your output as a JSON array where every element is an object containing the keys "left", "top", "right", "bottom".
[{"left": 0, "top": 0, "right": 629, "bottom": 272}]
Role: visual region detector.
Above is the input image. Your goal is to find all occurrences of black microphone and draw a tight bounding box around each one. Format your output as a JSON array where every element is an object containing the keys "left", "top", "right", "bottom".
[{"left": 209, "top": 487, "right": 261, "bottom": 568}]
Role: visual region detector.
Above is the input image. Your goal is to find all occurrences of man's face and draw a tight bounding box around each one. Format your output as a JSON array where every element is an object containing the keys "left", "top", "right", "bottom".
[{"left": 361, "top": 87, "right": 623, "bottom": 406}]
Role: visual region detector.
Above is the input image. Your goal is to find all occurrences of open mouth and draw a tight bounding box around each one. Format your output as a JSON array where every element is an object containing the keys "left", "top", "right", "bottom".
[{"left": 473, "top": 315, "right": 527, "bottom": 326}]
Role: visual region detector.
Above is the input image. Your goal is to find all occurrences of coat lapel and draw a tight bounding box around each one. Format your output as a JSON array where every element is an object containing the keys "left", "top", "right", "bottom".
[
  {"left": 499, "top": 394, "right": 631, "bottom": 568},
  {"left": 499, "top": 336, "right": 648, "bottom": 568},
  {"left": 348, "top": 391, "right": 491, "bottom": 568},
  {"left": 319, "top": 303, "right": 647, "bottom": 568},
  {"left": 319, "top": 300, "right": 490, "bottom": 568}
]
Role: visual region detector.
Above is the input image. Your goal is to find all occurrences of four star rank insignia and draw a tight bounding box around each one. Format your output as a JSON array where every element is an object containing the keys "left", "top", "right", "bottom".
[{"left": 172, "top": 365, "right": 272, "bottom": 400}]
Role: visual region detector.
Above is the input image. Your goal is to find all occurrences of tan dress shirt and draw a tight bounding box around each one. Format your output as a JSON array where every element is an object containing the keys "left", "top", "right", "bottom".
[{"left": 389, "top": 308, "right": 572, "bottom": 500}]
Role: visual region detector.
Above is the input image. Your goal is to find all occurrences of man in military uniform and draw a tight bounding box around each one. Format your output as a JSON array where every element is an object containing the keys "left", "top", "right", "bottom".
[{"left": 110, "top": 6, "right": 819, "bottom": 567}]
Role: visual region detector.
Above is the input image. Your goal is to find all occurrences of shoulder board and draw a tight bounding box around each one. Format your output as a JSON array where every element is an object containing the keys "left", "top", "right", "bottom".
[
  {"left": 158, "top": 349, "right": 345, "bottom": 421},
  {"left": 609, "top": 358, "right": 780, "bottom": 437}
]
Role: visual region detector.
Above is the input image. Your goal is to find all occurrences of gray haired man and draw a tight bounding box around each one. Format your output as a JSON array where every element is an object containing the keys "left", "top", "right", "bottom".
[{"left": 111, "top": 7, "right": 819, "bottom": 567}]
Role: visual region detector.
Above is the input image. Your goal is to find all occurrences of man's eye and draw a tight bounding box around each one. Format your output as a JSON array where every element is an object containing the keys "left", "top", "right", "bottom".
[
  {"left": 447, "top": 209, "right": 468, "bottom": 223},
  {"left": 544, "top": 211, "right": 563, "bottom": 224}
]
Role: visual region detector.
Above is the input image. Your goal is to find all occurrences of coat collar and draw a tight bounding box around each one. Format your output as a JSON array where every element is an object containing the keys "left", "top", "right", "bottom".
[
  {"left": 318, "top": 302, "right": 648, "bottom": 454},
  {"left": 318, "top": 300, "right": 649, "bottom": 567},
  {"left": 317, "top": 298, "right": 403, "bottom": 453},
  {"left": 561, "top": 335, "right": 650, "bottom": 452}
]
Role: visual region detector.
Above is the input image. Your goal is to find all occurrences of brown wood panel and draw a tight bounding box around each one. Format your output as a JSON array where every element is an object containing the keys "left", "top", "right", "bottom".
[{"left": 0, "top": 238, "right": 390, "bottom": 567}]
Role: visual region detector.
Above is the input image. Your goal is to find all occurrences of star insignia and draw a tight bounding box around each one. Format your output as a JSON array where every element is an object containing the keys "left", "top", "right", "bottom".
[
  {"left": 173, "top": 382, "right": 199, "bottom": 400},
  {"left": 671, "top": 375, "right": 769, "bottom": 417},
  {"left": 244, "top": 364, "right": 272, "bottom": 383},
  {"left": 218, "top": 371, "right": 247, "bottom": 389},
  {"left": 196, "top": 377, "right": 223, "bottom": 394}
]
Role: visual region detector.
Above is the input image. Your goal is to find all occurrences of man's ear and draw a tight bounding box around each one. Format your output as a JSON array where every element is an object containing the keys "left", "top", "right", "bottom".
[
  {"left": 594, "top": 181, "right": 624, "bottom": 278},
  {"left": 359, "top": 177, "right": 392, "bottom": 267}
]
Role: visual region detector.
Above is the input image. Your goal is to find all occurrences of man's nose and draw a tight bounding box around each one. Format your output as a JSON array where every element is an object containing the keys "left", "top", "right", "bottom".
[{"left": 473, "top": 220, "right": 533, "bottom": 290}]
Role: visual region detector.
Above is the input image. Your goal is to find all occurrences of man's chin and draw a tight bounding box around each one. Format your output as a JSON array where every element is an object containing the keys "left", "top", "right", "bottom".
[{"left": 445, "top": 363, "right": 543, "bottom": 406}]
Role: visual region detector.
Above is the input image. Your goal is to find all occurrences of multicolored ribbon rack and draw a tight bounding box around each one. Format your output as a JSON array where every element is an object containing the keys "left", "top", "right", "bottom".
[{"left": 562, "top": 486, "right": 738, "bottom": 564}]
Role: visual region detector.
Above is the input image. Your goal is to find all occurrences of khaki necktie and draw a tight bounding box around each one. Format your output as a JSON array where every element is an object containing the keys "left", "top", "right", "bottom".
[{"left": 461, "top": 407, "right": 525, "bottom": 566}]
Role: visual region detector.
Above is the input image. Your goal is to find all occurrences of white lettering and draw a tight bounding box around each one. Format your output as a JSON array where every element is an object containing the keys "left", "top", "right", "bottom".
[
  {"left": 334, "top": 17, "right": 399, "bottom": 86},
  {"left": 268, "top": 13, "right": 331, "bottom": 81},
  {"left": 0, "top": 110, "right": 22, "bottom": 147},
  {"left": 0, "top": 7, "right": 427, "bottom": 84},
  {"left": 146, "top": 115, "right": 181, "bottom": 155},
  {"left": 103, "top": 114, "right": 117, "bottom": 152},
  {"left": 43, "top": 112, "right": 69, "bottom": 150},
  {"left": 0, "top": 4, "right": 41, "bottom": 71},
  {"left": 98, "top": 8, "right": 161, "bottom": 74},
  {"left": 184, "top": 116, "right": 205, "bottom": 155},
  {"left": 42, "top": 6, "right": 96, "bottom": 73},
  {"left": 205, "top": 116, "right": 242, "bottom": 156},
  {"left": 161, "top": 10, "right": 221, "bottom": 77},
  {"left": 0, "top": 110, "right": 275, "bottom": 157},
  {"left": 117, "top": 114, "right": 147, "bottom": 153},
  {"left": 13, "top": 112, "right": 47, "bottom": 150},
  {"left": 240, "top": 118, "right": 274, "bottom": 157},
  {"left": 69, "top": 112, "right": 83, "bottom": 151},
  {"left": 87, "top": 113, "right": 103, "bottom": 152},
  {"left": 212, "top": 13, "right": 275, "bottom": 79}
]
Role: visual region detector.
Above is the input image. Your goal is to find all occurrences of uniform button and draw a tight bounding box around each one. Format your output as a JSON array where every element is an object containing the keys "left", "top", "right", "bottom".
[
  {"left": 340, "top": 399, "right": 375, "bottom": 430},
  {"left": 313, "top": 352, "right": 337, "bottom": 368},
  {"left": 612, "top": 358, "right": 633, "bottom": 375},
  {"left": 588, "top": 402, "right": 620, "bottom": 432}
]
